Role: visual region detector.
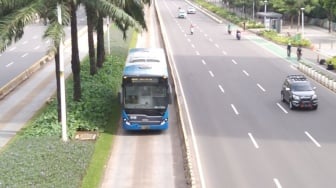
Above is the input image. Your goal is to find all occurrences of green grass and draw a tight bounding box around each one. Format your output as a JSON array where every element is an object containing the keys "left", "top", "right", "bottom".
[{"left": 0, "top": 24, "right": 137, "bottom": 187}]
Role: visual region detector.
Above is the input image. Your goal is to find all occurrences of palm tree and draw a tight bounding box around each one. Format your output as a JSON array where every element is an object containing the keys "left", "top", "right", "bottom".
[{"left": 0, "top": 0, "right": 70, "bottom": 122}]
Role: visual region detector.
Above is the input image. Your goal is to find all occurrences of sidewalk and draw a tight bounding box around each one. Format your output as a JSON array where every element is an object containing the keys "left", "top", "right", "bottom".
[{"left": 280, "top": 25, "right": 336, "bottom": 83}]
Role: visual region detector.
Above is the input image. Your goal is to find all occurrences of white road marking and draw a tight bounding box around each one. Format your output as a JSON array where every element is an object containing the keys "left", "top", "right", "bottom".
[
  {"left": 6, "top": 62, "right": 14, "bottom": 67},
  {"left": 273, "top": 178, "right": 282, "bottom": 188},
  {"left": 209, "top": 71, "right": 214, "bottom": 77},
  {"left": 242, "top": 70, "right": 249, "bottom": 76},
  {"left": 232, "top": 59, "right": 237, "bottom": 64},
  {"left": 9, "top": 47, "right": 16, "bottom": 51},
  {"left": 257, "top": 83, "right": 266, "bottom": 92},
  {"left": 204, "top": 34, "right": 208, "bottom": 37},
  {"left": 187, "top": 38, "right": 191, "bottom": 43},
  {"left": 215, "top": 44, "right": 219, "bottom": 48},
  {"left": 276, "top": 103, "right": 288, "bottom": 114},
  {"left": 305, "top": 131, "right": 321, "bottom": 147},
  {"left": 248, "top": 133, "right": 259, "bottom": 149},
  {"left": 290, "top": 65, "right": 297, "bottom": 70},
  {"left": 218, "top": 85, "right": 225, "bottom": 93},
  {"left": 222, "top": 50, "right": 227, "bottom": 55},
  {"left": 22, "top": 41, "right": 28, "bottom": 45},
  {"left": 191, "top": 44, "right": 195, "bottom": 48},
  {"left": 209, "top": 38, "right": 213, "bottom": 42},
  {"left": 196, "top": 51, "right": 200, "bottom": 56},
  {"left": 231, "top": 104, "right": 239, "bottom": 115},
  {"left": 34, "top": 45, "right": 41, "bottom": 50},
  {"left": 33, "top": 35, "right": 38, "bottom": 39},
  {"left": 202, "top": 59, "right": 206, "bottom": 65},
  {"left": 21, "top": 53, "right": 29, "bottom": 58}
]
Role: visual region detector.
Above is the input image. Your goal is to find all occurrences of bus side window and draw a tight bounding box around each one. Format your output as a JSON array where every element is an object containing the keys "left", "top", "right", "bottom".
[{"left": 118, "top": 89, "right": 123, "bottom": 104}]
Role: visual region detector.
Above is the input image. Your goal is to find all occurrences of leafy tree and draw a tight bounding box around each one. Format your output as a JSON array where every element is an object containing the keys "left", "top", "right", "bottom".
[{"left": 320, "top": 0, "right": 336, "bottom": 32}]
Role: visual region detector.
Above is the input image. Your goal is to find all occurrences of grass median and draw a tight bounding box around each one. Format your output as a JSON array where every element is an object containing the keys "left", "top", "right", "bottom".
[{"left": 0, "top": 24, "right": 137, "bottom": 188}]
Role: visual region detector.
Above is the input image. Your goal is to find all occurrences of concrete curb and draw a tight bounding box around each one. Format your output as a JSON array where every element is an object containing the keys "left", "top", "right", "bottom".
[{"left": 0, "top": 26, "right": 88, "bottom": 100}]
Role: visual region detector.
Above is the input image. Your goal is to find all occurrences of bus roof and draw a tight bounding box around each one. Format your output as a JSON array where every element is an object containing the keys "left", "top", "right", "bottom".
[{"left": 123, "top": 48, "right": 168, "bottom": 77}]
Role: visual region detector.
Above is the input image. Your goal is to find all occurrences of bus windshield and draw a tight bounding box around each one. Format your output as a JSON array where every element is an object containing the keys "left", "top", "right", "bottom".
[{"left": 124, "top": 85, "right": 168, "bottom": 109}]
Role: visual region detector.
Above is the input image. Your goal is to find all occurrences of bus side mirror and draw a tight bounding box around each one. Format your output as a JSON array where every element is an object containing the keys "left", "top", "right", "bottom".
[
  {"left": 118, "top": 89, "right": 123, "bottom": 104},
  {"left": 168, "top": 86, "right": 172, "bottom": 104}
]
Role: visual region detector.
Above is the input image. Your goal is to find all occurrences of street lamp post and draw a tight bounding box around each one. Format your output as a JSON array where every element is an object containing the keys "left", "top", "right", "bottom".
[
  {"left": 264, "top": 0, "right": 268, "bottom": 29},
  {"left": 301, "top": 7, "right": 305, "bottom": 38}
]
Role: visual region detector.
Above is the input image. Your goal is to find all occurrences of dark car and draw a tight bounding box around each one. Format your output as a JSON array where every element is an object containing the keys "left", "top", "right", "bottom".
[{"left": 281, "top": 75, "right": 318, "bottom": 110}]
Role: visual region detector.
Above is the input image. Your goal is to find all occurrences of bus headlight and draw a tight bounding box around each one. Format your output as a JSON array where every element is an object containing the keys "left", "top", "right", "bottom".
[
  {"left": 124, "top": 118, "right": 131, "bottom": 125},
  {"left": 160, "top": 118, "right": 168, "bottom": 125}
]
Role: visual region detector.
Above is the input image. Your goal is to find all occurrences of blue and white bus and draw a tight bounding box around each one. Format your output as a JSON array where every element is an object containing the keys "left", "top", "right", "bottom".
[{"left": 119, "top": 48, "right": 171, "bottom": 130}]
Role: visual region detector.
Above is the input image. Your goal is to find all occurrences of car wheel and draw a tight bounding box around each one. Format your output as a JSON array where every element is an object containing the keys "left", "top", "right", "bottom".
[
  {"left": 313, "top": 105, "right": 318, "bottom": 110},
  {"left": 281, "top": 93, "right": 285, "bottom": 102}
]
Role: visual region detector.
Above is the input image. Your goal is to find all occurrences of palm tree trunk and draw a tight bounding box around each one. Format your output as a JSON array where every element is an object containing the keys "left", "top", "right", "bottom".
[
  {"left": 86, "top": 6, "right": 97, "bottom": 75},
  {"left": 96, "top": 15, "right": 105, "bottom": 68},
  {"left": 70, "top": 1, "right": 81, "bottom": 101}
]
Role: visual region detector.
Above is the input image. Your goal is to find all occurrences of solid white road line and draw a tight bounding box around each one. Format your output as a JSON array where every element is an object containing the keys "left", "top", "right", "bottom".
[
  {"left": 276, "top": 103, "right": 288, "bottom": 114},
  {"left": 202, "top": 59, "right": 206, "bottom": 65},
  {"left": 242, "top": 70, "right": 249, "bottom": 76},
  {"left": 248, "top": 133, "right": 259, "bottom": 149},
  {"left": 218, "top": 85, "right": 224, "bottom": 93},
  {"left": 209, "top": 71, "right": 214, "bottom": 77},
  {"left": 232, "top": 59, "right": 237, "bottom": 64},
  {"left": 231, "top": 104, "right": 239, "bottom": 115},
  {"left": 273, "top": 178, "right": 282, "bottom": 188},
  {"left": 257, "top": 83, "right": 266, "bottom": 92},
  {"left": 305, "top": 131, "right": 321, "bottom": 147}
]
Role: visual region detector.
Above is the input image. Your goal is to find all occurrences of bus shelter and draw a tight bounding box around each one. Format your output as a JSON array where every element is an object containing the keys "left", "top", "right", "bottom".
[{"left": 257, "top": 12, "right": 283, "bottom": 33}]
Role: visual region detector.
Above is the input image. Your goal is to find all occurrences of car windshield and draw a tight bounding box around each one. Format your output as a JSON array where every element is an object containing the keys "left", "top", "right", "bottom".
[{"left": 291, "top": 82, "right": 312, "bottom": 91}]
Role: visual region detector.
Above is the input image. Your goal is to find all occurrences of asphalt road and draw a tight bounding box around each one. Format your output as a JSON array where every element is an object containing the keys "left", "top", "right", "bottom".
[{"left": 157, "top": 0, "right": 336, "bottom": 187}]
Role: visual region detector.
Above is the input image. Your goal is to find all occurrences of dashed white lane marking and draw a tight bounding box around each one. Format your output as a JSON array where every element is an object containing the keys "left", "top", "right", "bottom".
[
  {"left": 9, "top": 47, "right": 16, "bottom": 51},
  {"left": 231, "top": 104, "right": 239, "bottom": 115},
  {"left": 6, "top": 62, "right": 14, "bottom": 67},
  {"left": 209, "top": 71, "right": 214, "bottom": 77},
  {"left": 21, "top": 53, "right": 29, "bottom": 58},
  {"left": 305, "top": 131, "right": 321, "bottom": 147},
  {"left": 232, "top": 59, "right": 237, "bottom": 64},
  {"left": 273, "top": 178, "right": 282, "bottom": 188},
  {"left": 215, "top": 44, "right": 219, "bottom": 48},
  {"left": 191, "top": 44, "right": 195, "bottom": 48},
  {"left": 257, "top": 83, "right": 266, "bottom": 92},
  {"left": 242, "top": 70, "right": 249, "bottom": 76},
  {"left": 209, "top": 38, "right": 213, "bottom": 42},
  {"left": 202, "top": 59, "right": 206, "bottom": 65},
  {"left": 276, "top": 103, "right": 288, "bottom": 114},
  {"left": 248, "top": 133, "right": 259, "bottom": 149},
  {"left": 222, "top": 50, "right": 227, "bottom": 55},
  {"left": 196, "top": 51, "right": 200, "bottom": 56},
  {"left": 218, "top": 85, "right": 224, "bottom": 93},
  {"left": 22, "top": 41, "right": 28, "bottom": 45},
  {"left": 34, "top": 45, "right": 40, "bottom": 50},
  {"left": 204, "top": 34, "right": 208, "bottom": 37}
]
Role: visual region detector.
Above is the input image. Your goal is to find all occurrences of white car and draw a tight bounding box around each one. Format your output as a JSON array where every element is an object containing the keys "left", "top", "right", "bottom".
[
  {"left": 187, "top": 7, "right": 196, "bottom": 14},
  {"left": 178, "top": 9, "right": 187, "bottom": 18}
]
